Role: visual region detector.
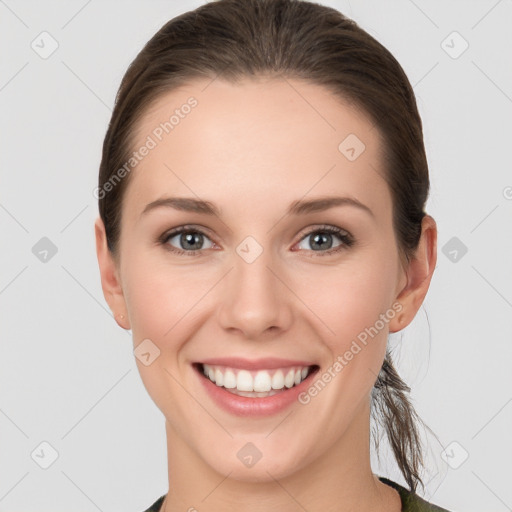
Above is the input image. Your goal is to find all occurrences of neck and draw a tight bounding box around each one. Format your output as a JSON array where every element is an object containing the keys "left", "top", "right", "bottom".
[{"left": 161, "top": 400, "right": 400, "bottom": 512}]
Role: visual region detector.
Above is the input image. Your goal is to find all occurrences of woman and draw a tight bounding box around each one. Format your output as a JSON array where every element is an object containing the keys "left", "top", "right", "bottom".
[{"left": 94, "top": 0, "right": 449, "bottom": 510}]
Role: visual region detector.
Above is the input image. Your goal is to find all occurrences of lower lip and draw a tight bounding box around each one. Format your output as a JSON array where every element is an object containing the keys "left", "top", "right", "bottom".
[{"left": 194, "top": 364, "right": 319, "bottom": 417}]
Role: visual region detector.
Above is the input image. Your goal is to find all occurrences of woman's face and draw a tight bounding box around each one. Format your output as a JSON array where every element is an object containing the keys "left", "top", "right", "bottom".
[{"left": 98, "top": 77, "right": 416, "bottom": 481}]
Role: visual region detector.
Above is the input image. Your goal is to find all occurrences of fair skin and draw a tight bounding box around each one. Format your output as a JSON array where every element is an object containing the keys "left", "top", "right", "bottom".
[{"left": 95, "top": 77, "right": 436, "bottom": 512}]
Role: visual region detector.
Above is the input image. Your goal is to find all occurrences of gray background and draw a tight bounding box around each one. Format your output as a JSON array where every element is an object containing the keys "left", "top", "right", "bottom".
[{"left": 1, "top": 0, "right": 511, "bottom": 510}]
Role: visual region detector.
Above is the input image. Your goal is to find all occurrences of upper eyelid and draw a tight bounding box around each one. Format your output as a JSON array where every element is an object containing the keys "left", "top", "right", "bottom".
[
  {"left": 162, "top": 224, "right": 352, "bottom": 249},
  {"left": 162, "top": 225, "right": 216, "bottom": 243}
]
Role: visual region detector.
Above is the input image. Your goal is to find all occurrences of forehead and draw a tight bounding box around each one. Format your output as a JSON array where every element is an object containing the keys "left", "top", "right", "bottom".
[{"left": 123, "top": 77, "right": 390, "bottom": 221}]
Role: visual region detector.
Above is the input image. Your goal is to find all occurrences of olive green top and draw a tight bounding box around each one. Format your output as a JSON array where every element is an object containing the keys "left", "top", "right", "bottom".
[{"left": 142, "top": 477, "right": 451, "bottom": 511}]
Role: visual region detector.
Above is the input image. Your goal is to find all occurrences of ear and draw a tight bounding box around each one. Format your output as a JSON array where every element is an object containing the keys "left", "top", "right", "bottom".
[
  {"left": 94, "top": 216, "right": 131, "bottom": 330},
  {"left": 388, "top": 214, "right": 437, "bottom": 333}
]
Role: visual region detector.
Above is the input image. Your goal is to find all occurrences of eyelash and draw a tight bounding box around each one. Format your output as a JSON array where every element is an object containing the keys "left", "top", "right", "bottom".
[{"left": 158, "top": 224, "right": 355, "bottom": 258}]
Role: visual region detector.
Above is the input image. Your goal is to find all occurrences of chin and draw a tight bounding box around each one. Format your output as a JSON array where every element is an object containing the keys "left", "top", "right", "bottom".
[{"left": 201, "top": 443, "right": 308, "bottom": 484}]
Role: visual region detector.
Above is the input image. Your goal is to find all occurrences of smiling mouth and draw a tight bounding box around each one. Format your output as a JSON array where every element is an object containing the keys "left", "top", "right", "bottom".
[{"left": 193, "top": 362, "right": 320, "bottom": 397}]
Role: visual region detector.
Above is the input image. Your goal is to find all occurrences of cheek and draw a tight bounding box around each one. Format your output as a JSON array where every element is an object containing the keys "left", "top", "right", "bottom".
[
  {"left": 301, "top": 260, "right": 396, "bottom": 341},
  {"left": 121, "top": 255, "right": 206, "bottom": 408},
  {"left": 291, "top": 251, "right": 398, "bottom": 391},
  {"left": 124, "top": 264, "right": 200, "bottom": 340}
]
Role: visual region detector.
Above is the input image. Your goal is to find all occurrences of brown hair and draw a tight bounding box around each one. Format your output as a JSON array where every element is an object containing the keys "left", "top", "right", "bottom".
[{"left": 98, "top": 0, "right": 430, "bottom": 492}]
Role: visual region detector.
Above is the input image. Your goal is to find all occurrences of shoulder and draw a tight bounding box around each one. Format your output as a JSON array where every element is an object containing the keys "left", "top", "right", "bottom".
[
  {"left": 380, "top": 477, "right": 452, "bottom": 512},
  {"left": 140, "top": 493, "right": 166, "bottom": 512}
]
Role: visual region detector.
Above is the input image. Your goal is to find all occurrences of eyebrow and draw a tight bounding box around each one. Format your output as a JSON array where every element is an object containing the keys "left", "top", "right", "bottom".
[{"left": 140, "top": 195, "right": 374, "bottom": 219}]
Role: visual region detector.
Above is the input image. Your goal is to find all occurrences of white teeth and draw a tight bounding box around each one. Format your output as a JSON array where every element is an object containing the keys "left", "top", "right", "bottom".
[
  {"left": 223, "top": 368, "right": 237, "bottom": 389},
  {"left": 237, "top": 370, "right": 253, "bottom": 391},
  {"left": 284, "top": 369, "right": 295, "bottom": 388},
  {"left": 214, "top": 368, "right": 224, "bottom": 387},
  {"left": 271, "top": 370, "right": 284, "bottom": 390},
  {"left": 253, "top": 371, "right": 272, "bottom": 392},
  {"left": 201, "top": 364, "right": 312, "bottom": 392}
]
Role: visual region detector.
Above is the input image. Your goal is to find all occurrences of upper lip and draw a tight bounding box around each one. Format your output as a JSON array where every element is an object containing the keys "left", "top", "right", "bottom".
[{"left": 196, "top": 357, "right": 317, "bottom": 371}]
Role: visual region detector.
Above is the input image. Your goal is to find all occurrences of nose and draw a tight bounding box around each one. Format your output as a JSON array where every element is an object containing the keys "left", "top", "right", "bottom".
[{"left": 217, "top": 244, "right": 293, "bottom": 339}]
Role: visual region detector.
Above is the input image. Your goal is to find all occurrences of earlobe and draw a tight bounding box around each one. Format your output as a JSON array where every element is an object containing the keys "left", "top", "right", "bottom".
[
  {"left": 388, "top": 215, "right": 437, "bottom": 333},
  {"left": 94, "top": 216, "right": 131, "bottom": 330}
]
